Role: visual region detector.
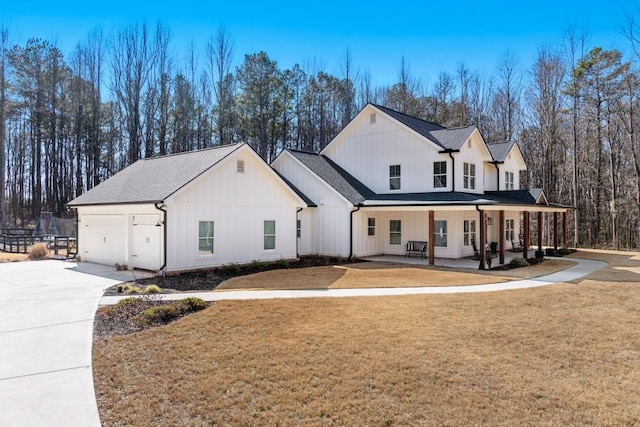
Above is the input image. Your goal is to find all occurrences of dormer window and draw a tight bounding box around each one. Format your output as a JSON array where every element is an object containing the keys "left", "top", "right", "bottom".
[
  {"left": 434, "top": 161, "right": 447, "bottom": 188},
  {"left": 389, "top": 165, "right": 401, "bottom": 190},
  {"left": 463, "top": 162, "right": 476, "bottom": 190}
]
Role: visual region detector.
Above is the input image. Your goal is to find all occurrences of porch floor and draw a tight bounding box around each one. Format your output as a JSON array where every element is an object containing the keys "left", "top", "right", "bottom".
[{"left": 363, "top": 249, "right": 536, "bottom": 270}]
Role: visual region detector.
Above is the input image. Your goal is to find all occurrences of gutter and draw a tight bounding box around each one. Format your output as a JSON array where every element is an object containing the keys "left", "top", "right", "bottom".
[
  {"left": 439, "top": 149, "right": 459, "bottom": 192},
  {"left": 491, "top": 161, "right": 503, "bottom": 190},
  {"left": 348, "top": 205, "right": 361, "bottom": 260},
  {"left": 154, "top": 202, "right": 167, "bottom": 274}
]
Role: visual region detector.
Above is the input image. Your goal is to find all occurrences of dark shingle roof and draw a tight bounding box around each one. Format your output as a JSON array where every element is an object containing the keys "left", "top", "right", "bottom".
[
  {"left": 485, "top": 189, "right": 546, "bottom": 205},
  {"left": 288, "top": 150, "right": 375, "bottom": 204},
  {"left": 486, "top": 141, "right": 515, "bottom": 162},
  {"left": 372, "top": 104, "right": 475, "bottom": 150},
  {"left": 68, "top": 144, "right": 242, "bottom": 206},
  {"left": 365, "top": 190, "right": 551, "bottom": 207}
]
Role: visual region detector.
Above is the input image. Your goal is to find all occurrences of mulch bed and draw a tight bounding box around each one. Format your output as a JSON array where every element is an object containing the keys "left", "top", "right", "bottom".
[{"left": 103, "top": 256, "right": 357, "bottom": 296}]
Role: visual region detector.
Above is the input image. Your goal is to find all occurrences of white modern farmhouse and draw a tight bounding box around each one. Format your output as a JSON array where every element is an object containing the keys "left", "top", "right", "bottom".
[
  {"left": 67, "top": 143, "right": 310, "bottom": 273},
  {"left": 69, "top": 103, "right": 569, "bottom": 273},
  {"left": 272, "top": 104, "right": 570, "bottom": 268}
]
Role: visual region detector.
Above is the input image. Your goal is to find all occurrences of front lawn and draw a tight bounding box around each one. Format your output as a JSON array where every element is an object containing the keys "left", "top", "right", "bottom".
[{"left": 93, "top": 251, "right": 640, "bottom": 426}]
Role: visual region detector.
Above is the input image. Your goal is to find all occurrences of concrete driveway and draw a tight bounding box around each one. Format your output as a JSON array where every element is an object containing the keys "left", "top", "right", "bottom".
[{"left": 0, "top": 260, "right": 150, "bottom": 427}]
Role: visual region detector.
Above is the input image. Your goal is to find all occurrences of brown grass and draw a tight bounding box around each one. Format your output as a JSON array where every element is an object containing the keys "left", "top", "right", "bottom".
[
  {"left": 217, "top": 259, "right": 574, "bottom": 291},
  {"left": 94, "top": 251, "right": 640, "bottom": 426},
  {"left": 0, "top": 252, "right": 28, "bottom": 262}
]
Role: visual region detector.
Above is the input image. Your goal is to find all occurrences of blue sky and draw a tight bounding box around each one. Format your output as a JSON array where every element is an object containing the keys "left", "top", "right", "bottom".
[{"left": 2, "top": 1, "right": 637, "bottom": 86}]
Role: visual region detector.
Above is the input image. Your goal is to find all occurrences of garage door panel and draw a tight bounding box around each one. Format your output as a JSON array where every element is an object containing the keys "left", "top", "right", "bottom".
[
  {"left": 132, "top": 215, "right": 161, "bottom": 271},
  {"left": 81, "top": 215, "right": 125, "bottom": 266}
]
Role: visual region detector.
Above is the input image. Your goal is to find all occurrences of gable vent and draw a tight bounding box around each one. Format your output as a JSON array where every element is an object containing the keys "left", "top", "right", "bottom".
[
  {"left": 370, "top": 113, "right": 376, "bottom": 124},
  {"left": 237, "top": 159, "right": 245, "bottom": 173}
]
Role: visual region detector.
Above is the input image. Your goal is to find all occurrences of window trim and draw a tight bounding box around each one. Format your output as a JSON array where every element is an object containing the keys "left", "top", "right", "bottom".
[
  {"left": 389, "top": 219, "right": 402, "bottom": 245},
  {"left": 463, "top": 162, "right": 476, "bottom": 190},
  {"left": 505, "top": 171, "right": 514, "bottom": 190},
  {"left": 198, "top": 221, "right": 215, "bottom": 256},
  {"left": 463, "top": 219, "right": 476, "bottom": 247},
  {"left": 434, "top": 220, "right": 448, "bottom": 247},
  {"left": 506, "top": 219, "right": 515, "bottom": 242},
  {"left": 389, "top": 164, "right": 401, "bottom": 190},
  {"left": 263, "top": 220, "right": 276, "bottom": 251},
  {"left": 367, "top": 217, "right": 376, "bottom": 237},
  {"left": 434, "top": 161, "right": 447, "bottom": 188}
]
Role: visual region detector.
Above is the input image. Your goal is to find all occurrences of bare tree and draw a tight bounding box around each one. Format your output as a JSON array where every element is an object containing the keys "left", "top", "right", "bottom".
[
  {"left": 207, "top": 27, "right": 234, "bottom": 145},
  {"left": 0, "top": 22, "right": 10, "bottom": 227}
]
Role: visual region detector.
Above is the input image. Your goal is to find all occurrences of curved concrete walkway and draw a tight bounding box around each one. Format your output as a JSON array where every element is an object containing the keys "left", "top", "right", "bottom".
[
  {"left": 0, "top": 260, "right": 151, "bottom": 427},
  {"left": 0, "top": 257, "right": 604, "bottom": 427},
  {"left": 100, "top": 256, "right": 606, "bottom": 304}
]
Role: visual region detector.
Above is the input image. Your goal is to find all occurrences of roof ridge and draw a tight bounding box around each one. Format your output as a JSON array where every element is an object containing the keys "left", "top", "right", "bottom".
[
  {"left": 371, "top": 103, "right": 446, "bottom": 130},
  {"left": 142, "top": 143, "right": 241, "bottom": 161},
  {"left": 433, "top": 125, "right": 476, "bottom": 131},
  {"left": 287, "top": 148, "right": 320, "bottom": 155}
]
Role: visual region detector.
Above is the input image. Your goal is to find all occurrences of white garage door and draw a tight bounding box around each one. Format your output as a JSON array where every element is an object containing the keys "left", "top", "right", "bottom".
[
  {"left": 131, "top": 215, "right": 162, "bottom": 271},
  {"left": 81, "top": 215, "right": 125, "bottom": 266}
]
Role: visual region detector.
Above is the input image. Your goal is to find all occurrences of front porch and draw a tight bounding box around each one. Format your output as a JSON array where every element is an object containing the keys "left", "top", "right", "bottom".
[{"left": 363, "top": 249, "right": 537, "bottom": 270}]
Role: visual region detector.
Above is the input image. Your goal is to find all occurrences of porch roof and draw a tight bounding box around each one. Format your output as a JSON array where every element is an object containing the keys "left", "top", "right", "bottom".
[{"left": 359, "top": 190, "right": 570, "bottom": 212}]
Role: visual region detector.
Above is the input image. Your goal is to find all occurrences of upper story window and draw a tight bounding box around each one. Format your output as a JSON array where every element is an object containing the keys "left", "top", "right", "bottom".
[
  {"left": 463, "top": 162, "right": 476, "bottom": 190},
  {"left": 505, "top": 171, "right": 514, "bottom": 190},
  {"left": 434, "top": 161, "right": 447, "bottom": 188},
  {"left": 389, "top": 165, "right": 401, "bottom": 190}
]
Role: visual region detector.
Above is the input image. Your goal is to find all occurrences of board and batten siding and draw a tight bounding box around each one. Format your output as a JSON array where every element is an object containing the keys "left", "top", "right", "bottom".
[
  {"left": 165, "top": 146, "right": 302, "bottom": 272},
  {"left": 453, "top": 131, "right": 492, "bottom": 194},
  {"left": 321, "top": 106, "right": 450, "bottom": 194},
  {"left": 272, "top": 151, "right": 352, "bottom": 257}
]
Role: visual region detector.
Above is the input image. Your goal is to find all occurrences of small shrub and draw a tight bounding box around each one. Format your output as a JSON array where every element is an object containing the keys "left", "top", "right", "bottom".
[
  {"left": 116, "top": 297, "right": 139, "bottom": 306},
  {"left": 28, "top": 243, "right": 48, "bottom": 260},
  {"left": 509, "top": 257, "right": 530, "bottom": 267},
  {"left": 144, "top": 284, "right": 161, "bottom": 294},
  {"left": 176, "top": 297, "right": 207, "bottom": 313},
  {"left": 275, "top": 258, "right": 290, "bottom": 268},
  {"left": 133, "top": 304, "right": 180, "bottom": 326},
  {"left": 119, "top": 284, "right": 142, "bottom": 294},
  {"left": 558, "top": 247, "right": 573, "bottom": 256},
  {"left": 221, "top": 263, "right": 241, "bottom": 275},
  {"left": 250, "top": 260, "right": 268, "bottom": 272}
]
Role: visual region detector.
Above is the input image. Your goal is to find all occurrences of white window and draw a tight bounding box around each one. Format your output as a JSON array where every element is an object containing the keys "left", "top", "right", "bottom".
[
  {"left": 264, "top": 220, "right": 276, "bottom": 250},
  {"left": 463, "top": 162, "right": 476, "bottom": 190},
  {"left": 506, "top": 219, "right": 515, "bottom": 242},
  {"left": 389, "top": 220, "right": 401, "bottom": 245},
  {"left": 296, "top": 219, "right": 301, "bottom": 239},
  {"left": 434, "top": 161, "right": 447, "bottom": 188},
  {"left": 463, "top": 220, "right": 476, "bottom": 246},
  {"left": 505, "top": 171, "right": 514, "bottom": 190},
  {"left": 198, "top": 221, "right": 214, "bottom": 254},
  {"left": 434, "top": 220, "right": 448, "bottom": 247},
  {"left": 367, "top": 218, "right": 376, "bottom": 236},
  {"left": 389, "top": 165, "right": 401, "bottom": 190}
]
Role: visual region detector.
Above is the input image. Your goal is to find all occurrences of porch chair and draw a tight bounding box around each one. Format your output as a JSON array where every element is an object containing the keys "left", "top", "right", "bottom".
[
  {"left": 489, "top": 241, "right": 498, "bottom": 258},
  {"left": 471, "top": 236, "right": 480, "bottom": 260}
]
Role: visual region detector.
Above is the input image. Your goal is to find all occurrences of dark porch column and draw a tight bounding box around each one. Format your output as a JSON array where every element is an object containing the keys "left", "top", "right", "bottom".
[
  {"left": 537, "top": 211, "right": 543, "bottom": 253},
  {"left": 523, "top": 211, "right": 530, "bottom": 259},
  {"left": 553, "top": 212, "right": 559, "bottom": 250},
  {"left": 499, "top": 210, "right": 505, "bottom": 265},
  {"left": 428, "top": 210, "right": 435, "bottom": 266},
  {"left": 479, "top": 209, "right": 486, "bottom": 270},
  {"left": 562, "top": 211, "right": 568, "bottom": 248}
]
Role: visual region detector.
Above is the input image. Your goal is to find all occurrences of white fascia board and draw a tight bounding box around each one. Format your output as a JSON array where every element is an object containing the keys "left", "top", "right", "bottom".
[{"left": 278, "top": 150, "right": 353, "bottom": 208}]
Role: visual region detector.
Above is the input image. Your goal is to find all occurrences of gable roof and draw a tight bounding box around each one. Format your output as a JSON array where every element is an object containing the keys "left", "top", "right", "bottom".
[
  {"left": 287, "top": 150, "right": 375, "bottom": 204},
  {"left": 486, "top": 141, "right": 516, "bottom": 162},
  {"left": 485, "top": 189, "right": 547, "bottom": 205},
  {"left": 370, "top": 104, "right": 478, "bottom": 151},
  {"left": 67, "top": 144, "right": 250, "bottom": 206}
]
